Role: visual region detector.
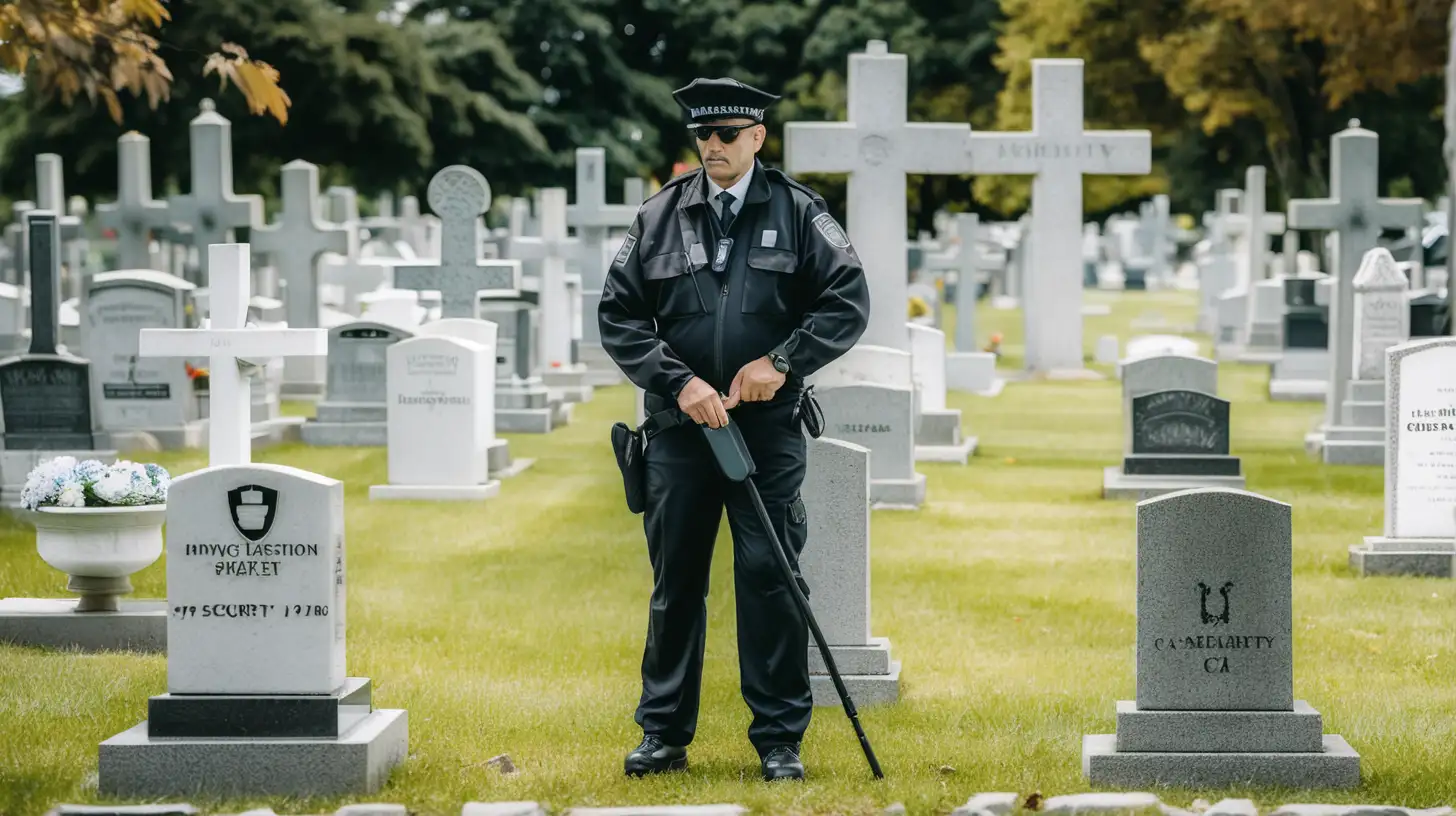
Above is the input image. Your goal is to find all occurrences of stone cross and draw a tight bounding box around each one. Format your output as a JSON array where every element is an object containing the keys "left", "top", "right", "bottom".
[
  {"left": 964, "top": 58, "right": 1151, "bottom": 373},
  {"left": 35, "top": 155, "right": 82, "bottom": 244},
  {"left": 97, "top": 133, "right": 173, "bottom": 269},
  {"left": 1205, "top": 189, "right": 1242, "bottom": 254},
  {"left": 166, "top": 100, "right": 264, "bottom": 281},
  {"left": 24, "top": 212, "right": 61, "bottom": 356},
  {"left": 785, "top": 39, "right": 972, "bottom": 353},
  {"left": 253, "top": 161, "right": 353, "bottom": 332},
  {"left": 1287, "top": 122, "right": 1424, "bottom": 430},
  {"left": 326, "top": 186, "right": 360, "bottom": 226},
  {"left": 395, "top": 165, "right": 520, "bottom": 317},
  {"left": 139, "top": 244, "right": 327, "bottom": 467},
  {"left": 1221, "top": 166, "right": 1285, "bottom": 291},
  {"left": 931, "top": 213, "right": 999, "bottom": 352},
  {"left": 623, "top": 177, "right": 647, "bottom": 207},
  {"left": 566, "top": 147, "right": 638, "bottom": 289},
  {"left": 508, "top": 188, "right": 579, "bottom": 369},
  {"left": 1351, "top": 247, "right": 1410, "bottom": 380}
]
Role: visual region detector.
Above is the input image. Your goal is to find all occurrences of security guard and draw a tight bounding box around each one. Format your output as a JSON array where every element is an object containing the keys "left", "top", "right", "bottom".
[{"left": 598, "top": 77, "right": 870, "bottom": 782}]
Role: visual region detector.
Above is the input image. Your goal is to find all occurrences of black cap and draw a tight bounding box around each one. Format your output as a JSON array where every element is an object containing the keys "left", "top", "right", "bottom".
[{"left": 672, "top": 78, "right": 781, "bottom": 125}]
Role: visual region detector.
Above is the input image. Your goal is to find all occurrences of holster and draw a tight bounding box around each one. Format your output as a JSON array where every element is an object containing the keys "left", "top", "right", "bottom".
[{"left": 610, "top": 407, "right": 688, "bottom": 514}]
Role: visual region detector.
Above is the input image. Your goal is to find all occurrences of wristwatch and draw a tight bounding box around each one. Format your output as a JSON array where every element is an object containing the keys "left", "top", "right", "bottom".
[{"left": 768, "top": 352, "right": 790, "bottom": 374}]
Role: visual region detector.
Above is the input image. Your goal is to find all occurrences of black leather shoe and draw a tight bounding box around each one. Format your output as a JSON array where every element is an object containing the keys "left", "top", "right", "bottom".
[
  {"left": 625, "top": 734, "right": 687, "bottom": 777},
  {"left": 761, "top": 745, "right": 804, "bottom": 781}
]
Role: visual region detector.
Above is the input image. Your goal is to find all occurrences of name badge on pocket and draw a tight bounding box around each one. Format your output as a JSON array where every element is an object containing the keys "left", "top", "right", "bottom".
[
  {"left": 761, "top": 230, "right": 778, "bottom": 249},
  {"left": 687, "top": 242, "right": 708, "bottom": 269},
  {"left": 713, "top": 238, "right": 734, "bottom": 273}
]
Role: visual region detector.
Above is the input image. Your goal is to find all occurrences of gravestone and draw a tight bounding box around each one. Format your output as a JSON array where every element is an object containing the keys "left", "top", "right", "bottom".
[
  {"left": 370, "top": 334, "right": 503, "bottom": 501},
  {"left": 86, "top": 269, "right": 204, "bottom": 449},
  {"left": 1198, "top": 190, "right": 1241, "bottom": 334},
  {"left": 942, "top": 214, "right": 1003, "bottom": 396},
  {"left": 1083, "top": 222, "right": 1103, "bottom": 287},
  {"left": 102, "top": 245, "right": 405, "bottom": 796},
  {"left": 413, "top": 318, "right": 530, "bottom": 478},
  {"left": 1288, "top": 123, "right": 1424, "bottom": 456},
  {"left": 908, "top": 323, "right": 975, "bottom": 464},
  {"left": 1324, "top": 248, "right": 1409, "bottom": 465},
  {"left": 0, "top": 212, "right": 117, "bottom": 507},
  {"left": 96, "top": 133, "right": 173, "bottom": 270},
  {"left": 567, "top": 147, "right": 637, "bottom": 386},
  {"left": 253, "top": 161, "right": 354, "bottom": 400},
  {"left": 1084, "top": 488, "right": 1360, "bottom": 788},
  {"left": 787, "top": 40, "right": 972, "bottom": 504},
  {"left": 1407, "top": 290, "right": 1448, "bottom": 338},
  {"left": 165, "top": 100, "right": 264, "bottom": 283},
  {"left": 1214, "top": 290, "right": 1248, "bottom": 359},
  {"left": 1349, "top": 337, "right": 1456, "bottom": 576},
  {"left": 798, "top": 437, "right": 900, "bottom": 705},
  {"left": 1235, "top": 167, "right": 1286, "bottom": 343},
  {"left": 1104, "top": 376, "right": 1246, "bottom": 500},
  {"left": 1243, "top": 277, "right": 1287, "bottom": 358},
  {"left": 964, "top": 58, "right": 1151, "bottom": 376},
  {"left": 476, "top": 290, "right": 567, "bottom": 434},
  {"left": 508, "top": 187, "right": 592, "bottom": 404},
  {"left": 1269, "top": 276, "right": 1331, "bottom": 403},
  {"left": 394, "top": 166, "right": 520, "bottom": 318},
  {"left": 299, "top": 321, "right": 414, "bottom": 447}
]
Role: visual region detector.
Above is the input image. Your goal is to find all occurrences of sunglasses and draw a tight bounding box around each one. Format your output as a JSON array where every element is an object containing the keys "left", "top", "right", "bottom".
[{"left": 690, "top": 123, "right": 756, "bottom": 144}]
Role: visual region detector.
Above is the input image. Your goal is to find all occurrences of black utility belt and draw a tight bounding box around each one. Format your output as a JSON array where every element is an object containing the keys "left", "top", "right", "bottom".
[{"left": 609, "top": 387, "right": 824, "bottom": 515}]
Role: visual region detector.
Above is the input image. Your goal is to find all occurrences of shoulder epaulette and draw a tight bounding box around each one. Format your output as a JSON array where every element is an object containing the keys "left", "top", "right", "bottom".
[{"left": 762, "top": 167, "right": 824, "bottom": 203}]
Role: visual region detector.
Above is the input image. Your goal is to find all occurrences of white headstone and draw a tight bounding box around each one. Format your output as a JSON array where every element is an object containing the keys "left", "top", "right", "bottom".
[
  {"left": 964, "top": 59, "right": 1151, "bottom": 372},
  {"left": 908, "top": 323, "right": 947, "bottom": 412},
  {"left": 1384, "top": 338, "right": 1456, "bottom": 538},
  {"left": 379, "top": 334, "right": 498, "bottom": 496},
  {"left": 138, "top": 244, "right": 328, "bottom": 467},
  {"left": 784, "top": 39, "right": 971, "bottom": 354},
  {"left": 1351, "top": 248, "right": 1410, "bottom": 381}
]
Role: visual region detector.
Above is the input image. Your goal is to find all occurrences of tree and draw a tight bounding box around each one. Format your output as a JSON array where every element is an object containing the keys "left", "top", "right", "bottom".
[{"left": 0, "top": 0, "right": 290, "bottom": 124}]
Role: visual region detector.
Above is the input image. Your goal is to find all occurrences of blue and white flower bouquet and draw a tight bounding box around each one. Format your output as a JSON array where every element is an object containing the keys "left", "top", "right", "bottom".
[{"left": 20, "top": 457, "right": 171, "bottom": 511}]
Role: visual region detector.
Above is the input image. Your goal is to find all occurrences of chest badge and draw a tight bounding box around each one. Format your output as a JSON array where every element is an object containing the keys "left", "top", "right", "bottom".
[{"left": 713, "top": 238, "right": 734, "bottom": 273}]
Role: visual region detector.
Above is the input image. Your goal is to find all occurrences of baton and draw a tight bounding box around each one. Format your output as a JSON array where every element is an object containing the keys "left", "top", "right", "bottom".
[{"left": 698, "top": 414, "right": 885, "bottom": 780}]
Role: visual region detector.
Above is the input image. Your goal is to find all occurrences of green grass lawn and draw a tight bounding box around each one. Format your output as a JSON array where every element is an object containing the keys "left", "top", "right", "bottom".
[{"left": 2, "top": 290, "right": 1453, "bottom": 816}]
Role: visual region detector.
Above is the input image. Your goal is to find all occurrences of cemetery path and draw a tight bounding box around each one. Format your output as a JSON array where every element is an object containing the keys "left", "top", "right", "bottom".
[{"left": 1, "top": 292, "right": 1453, "bottom": 815}]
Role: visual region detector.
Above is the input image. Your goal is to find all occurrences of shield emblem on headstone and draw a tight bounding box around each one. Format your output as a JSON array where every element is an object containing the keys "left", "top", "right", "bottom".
[{"left": 227, "top": 484, "right": 278, "bottom": 543}]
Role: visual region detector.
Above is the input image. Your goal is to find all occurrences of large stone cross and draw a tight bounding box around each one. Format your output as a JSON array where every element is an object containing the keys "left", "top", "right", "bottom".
[
  {"left": 1222, "top": 166, "right": 1286, "bottom": 291},
  {"left": 139, "top": 244, "right": 327, "bottom": 467},
  {"left": 97, "top": 133, "right": 173, "bottom": 269},
  {"left": 785, "top": 39, "right": 971, "bottom": 353},
  {"left": 566, "top": 148, "right": 637, "bottom": 346},
  {"left": 166, "top": 100, "right": 264, "bottom": 281},
  {"left": 964, "top": 58, "right": 1151, "bottom": 373},
  {"left": 394, "top": 165, "right": 520, "bottom": 318},
  {"left": 1287, "top": 122, "right": 1424, "bottom": 430},
  {"left": 253, "top": 160, "right": 354, "bottom": 332},
  {"left": 935, "top": 213, "right": 1000, "bottom": 353},
  {"left": 508, "top": 188, "right": 581, "bottom": 369}
]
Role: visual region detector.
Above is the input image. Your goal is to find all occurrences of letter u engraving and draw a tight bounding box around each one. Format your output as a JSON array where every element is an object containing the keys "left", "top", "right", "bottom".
[{"left": 1198, "top": 581, "right": 1232, "bottom": 625}]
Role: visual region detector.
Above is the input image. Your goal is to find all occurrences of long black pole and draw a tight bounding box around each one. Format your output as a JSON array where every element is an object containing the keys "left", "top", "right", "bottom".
[{"left": 742, "top": 476, "right": 884, "bottom": 780}]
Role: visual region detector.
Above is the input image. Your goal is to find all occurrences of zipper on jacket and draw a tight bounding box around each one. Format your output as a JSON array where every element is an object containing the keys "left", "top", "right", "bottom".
[{"left": 714, "top": 281, "right": 728, "bottom": 385}]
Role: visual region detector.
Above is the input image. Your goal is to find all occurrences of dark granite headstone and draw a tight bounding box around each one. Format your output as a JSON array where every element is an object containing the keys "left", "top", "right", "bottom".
[
  {"left": 477, "top": 292, "right": 539, "bottom": 382},
  {"left": 1282, "top": 278, "right": 1329, "bottom": 349},
  {"left": 1125, "top": 389, "right": 1239, "bottom": 477},
  {"left": 1, "top": 212, "right": 94, "bottom": 449},
  {"left": 1409, "top": 291, "right": 1449, "bottom": 338}
]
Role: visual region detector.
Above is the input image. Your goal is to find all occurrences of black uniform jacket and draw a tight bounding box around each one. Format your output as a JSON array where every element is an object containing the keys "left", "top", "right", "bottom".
[{"left": 598, "top": 161, "right": 870, "bottom": 406}]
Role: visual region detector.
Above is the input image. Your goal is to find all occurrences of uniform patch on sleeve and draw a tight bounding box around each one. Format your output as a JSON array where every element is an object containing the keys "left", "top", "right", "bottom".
[
  {"left": 812, "top": 212, "right": 851, "bottom": 249},
  {"left": 612, "top": 234, "right": 638, "bottom": 267}
]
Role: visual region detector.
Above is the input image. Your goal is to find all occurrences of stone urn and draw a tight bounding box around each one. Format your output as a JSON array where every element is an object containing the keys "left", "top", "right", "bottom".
[{"left": 29, "top": 505, "right": 166, "bottom": 612}]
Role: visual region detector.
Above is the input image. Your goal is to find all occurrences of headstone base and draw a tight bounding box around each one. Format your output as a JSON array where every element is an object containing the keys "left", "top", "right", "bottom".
[
  {"left": 1214, "top": 343, "right": 1245, "bottom": 362},
  {"left": 1321, "top": 434, "right": 1384, "bottom": 466},
  {"left": 1237, "top": 348, "right": 1283, "bottom": 365},
  {"left": 98, "top": 709, "right": 408, "bottom": 797},
  {"left": 1, "top": 449, "right": 120, "bottom": 508},
  {"left": 129, "top": 421, "right": 211, "bottom": 450},
  {"left": 369, "top": 482, "right": 501, "bottom": 502},
  {"left": 1101, "top": 466, "right": 1246, "bottom": 501},
  {"left": 0, "top": 598, "right": 165, "bottom": 652},
  {"left": 496, "top": 407, "right": 561, "bottom": 434},
  {"left": 808, "top": 638, "right": 900, "bottom": 706},
  {"left": 1246, "top": 322, "right": 1283, "bottom": 352},
  {"left": 870, "top": 473, "right": 927, "bottom": 510},
  {"left": 541, "top": 366, "right": 593, "bottom": 404},
  {"left": 915, "top": 409, "right": 976, "bottom": 465},
  {"left": 250, "top": 416, "right": 307, "bottom": 448},
  {"left": 578, "top": 344, "right": 625, "bottom": 387},
  {"left": 1272, "top": 348, "right": 1329, "bottom": 381},
  {"left": 1014, "top": 368, "right": 1105, "bottom": 382},
  {"left": 1081, "top": 733, "right": 1360, "bottom": 789},
  {"left": 146, "top": 677, "right": 372, "bottom": 738},
  {"left": 1268, "top": 380, "right": 1327, "bottom": 403},
  {"left": 1112, "top": 700, "right": 1324, "bottom": 753},
  {"left": 1349, "top": 539, "right": 1455, "bottom": 578},
  {"left": 299, "top": 422, "right": 385, "bottom": 447},
  {"left": 278, "top": 380, "right": 325, "bottom": 403},
  {"left": 945, "top": 352, "right": 1003, "bottom": 396},
  {"left": 487, "top": 440, "right": 532, "bottom": 479}
]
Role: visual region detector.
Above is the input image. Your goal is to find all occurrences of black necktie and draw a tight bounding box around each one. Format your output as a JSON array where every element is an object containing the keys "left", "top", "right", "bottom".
[{"left": 716, "top": 191, "right": 736, "bottom": 235}]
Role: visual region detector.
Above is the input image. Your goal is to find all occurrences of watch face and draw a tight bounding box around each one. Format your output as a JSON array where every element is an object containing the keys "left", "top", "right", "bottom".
[{"left": 772, "top": 356, "right": 789, "bottom": 373}]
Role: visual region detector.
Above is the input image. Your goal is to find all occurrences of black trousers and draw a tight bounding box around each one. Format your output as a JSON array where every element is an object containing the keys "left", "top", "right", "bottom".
[{"left": 634, "top": 397, "right": 811, "bottom": 754}]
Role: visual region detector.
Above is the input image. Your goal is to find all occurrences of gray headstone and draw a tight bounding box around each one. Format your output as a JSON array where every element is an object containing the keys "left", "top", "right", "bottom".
[
  {"left": 395, "top": 166, "right": 519, "bottom": 317},
  {"left": 1130, "top": 391, "right": 1231, "bottom": 457},
  {"left": 1136, "top": 489, "right": 1292, "bottom": 711},
  {"left": 1351, "top": 248, "right": 1409, "bottom": 381},
  {"left": 800, "top": 437, "right": 871, "bottom": 645},
  {"left": 1121, "top": 355, "right": 1218, "bottom": 403},
  {"left": 325, "top": 321, "right": 413, "bottom": 404},
  {"left": 87, "top": 270, "right": 196, "bottom": 431}
]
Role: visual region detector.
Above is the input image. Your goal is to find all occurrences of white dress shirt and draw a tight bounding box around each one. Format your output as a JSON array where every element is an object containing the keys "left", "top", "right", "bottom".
[{"left": 706, "top": 165, "right": 754, "bottom": 220}]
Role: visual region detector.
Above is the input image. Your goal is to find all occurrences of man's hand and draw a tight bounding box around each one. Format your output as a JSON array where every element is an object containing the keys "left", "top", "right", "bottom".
[
  {"left": 723, "top": 357, "right": 786, "bottom": 409},
  {"left": 677, "top": 376, "right": 729, "bottom": 428}
]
